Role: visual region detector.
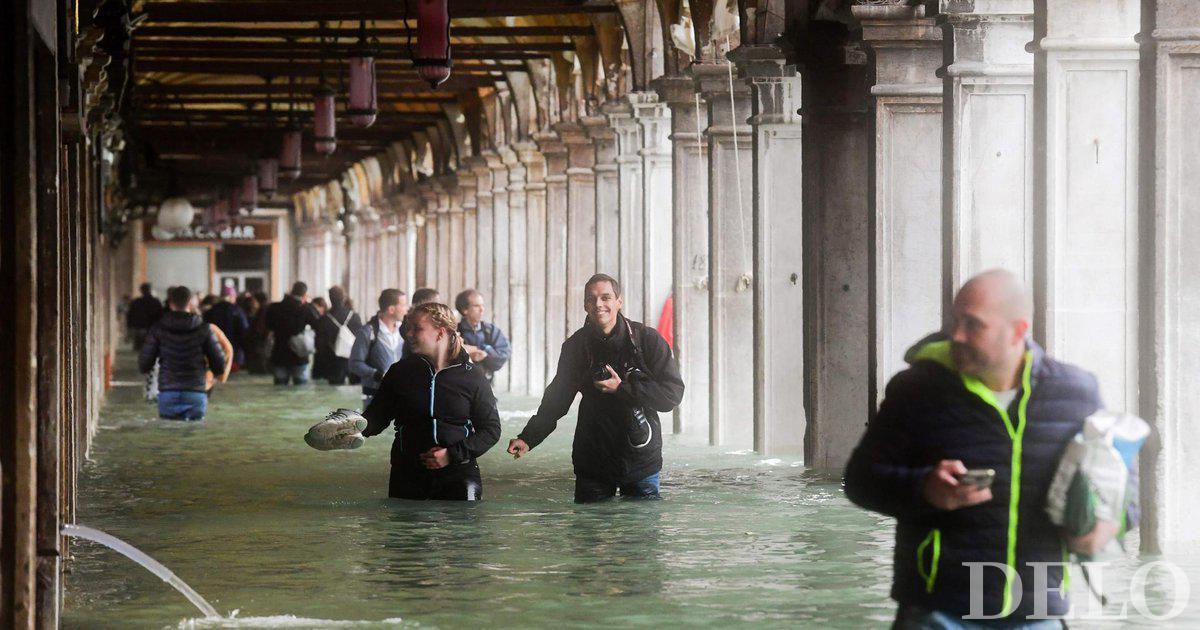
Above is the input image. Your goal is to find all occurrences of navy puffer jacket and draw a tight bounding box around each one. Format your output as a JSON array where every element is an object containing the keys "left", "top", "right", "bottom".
[
  {"left": 139, "top": 311, "right": 227, "bottom": 392},
  {"left": 844, "top": 335, "right": 1101, "bottom": 620}
]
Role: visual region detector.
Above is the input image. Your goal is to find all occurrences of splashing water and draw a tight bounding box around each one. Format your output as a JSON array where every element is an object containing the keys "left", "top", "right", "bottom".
[{"left": 62, "top": 523, "right": 220, "bottom": 619}]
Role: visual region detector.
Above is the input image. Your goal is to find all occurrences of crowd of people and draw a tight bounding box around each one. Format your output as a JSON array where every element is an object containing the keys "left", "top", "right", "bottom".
[{"left": 124, "top": 266, "right": 1134, "bottom": 627}]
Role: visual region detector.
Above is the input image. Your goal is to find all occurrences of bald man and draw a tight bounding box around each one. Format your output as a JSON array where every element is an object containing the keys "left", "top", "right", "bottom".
[{"left": 845, "top": 269, "right": 1102, "bottom": 627}]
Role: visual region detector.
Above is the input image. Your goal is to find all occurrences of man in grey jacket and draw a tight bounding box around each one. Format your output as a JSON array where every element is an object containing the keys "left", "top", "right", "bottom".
[{"left": 349, "top": 288, "right": 409, "bottom": 407}]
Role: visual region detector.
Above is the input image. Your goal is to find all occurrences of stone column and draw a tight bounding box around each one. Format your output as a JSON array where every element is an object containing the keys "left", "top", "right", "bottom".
[
  {"left": 449, "top": 184, "right": 467, "bottom": 298},
  {"left": 536, "top": 132, "right": 570, "bottom": 375},
  {"left": 520, "top": 144, "right": 549, "bottom": 394},
  {"left": 939, "top": 0, "right": 1035, "bottom": 292},
  {"left": 491, "top": 151, "right": 512, "bottom": 392},
  {"left": 731, "top": 46, "right": 806, "bottom": 455},
  {"left": 631, "top": 91, "right": 674, "bottom": 331},
  {"left": 654, "top": 74, "right": 711, "bottom": 437},
  {"left": 607, "top": 102, "right": 645, "bottom": 320},
  {"left": 589, "top": 116, "right": 621, "bottom": 279},
  {"left": 556, "top": 121, "right": 598, "bottom": 333},
  {"left": 697, "top": 61, "right": 755, "bottom": 449},
  {"left": 460, "top": 161, "right": 481, "bottom": 295},
  {"left": 473, "top": 155, "right": 496, "bottom": 300},
  {"left": 854, "top": 1, "right": 945, "bottom": 398},
  {"left": 401, "top": 194, "right": 421, "bottom": 293},
  {"left": 1034, "top": 0, "right": 1141, "bottom": 416},
  {"left": 436, "top": 177, "right": 454, "bottom": 299},
  {"left": 506, "top": 146, "right": 530, "bottom": 396},
  {"left": 420, "top": 184, "right": 440, "bottom": 294},
  {"left": 1145, "top": 0, "right": 1200, "bottom": 554},
  {"left": 800, "top": 54, "right": 873, "bottom": 470}
]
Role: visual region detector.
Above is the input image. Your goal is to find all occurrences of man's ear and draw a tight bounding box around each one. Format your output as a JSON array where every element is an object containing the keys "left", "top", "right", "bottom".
[{"left": 1013, "top": 318, "right": 1031, "bottom": 343}]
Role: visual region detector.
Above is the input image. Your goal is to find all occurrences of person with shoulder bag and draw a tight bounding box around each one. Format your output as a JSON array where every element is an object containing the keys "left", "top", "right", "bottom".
[
  {"left": 349, "top": 289, "right": 409, "bottom": 407},
  {"left": 314, "top": 285, "right": 364, "bottom": 385}
]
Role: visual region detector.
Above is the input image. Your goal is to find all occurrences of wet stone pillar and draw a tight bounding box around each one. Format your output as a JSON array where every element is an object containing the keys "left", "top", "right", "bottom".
[
  {"left": 607, "top": 102, "right": 645, "bottom": 321},
  {"left": 491, "top": 152, "right": 512, "bottom": 392},
  {"left": 506, "top": 147, "right": 530, "bottom": 396},
  {"left": 536, "top": 132, "right": 570, "bottom": 377},
  {"left": 520, "top": 144, "right": 549, "bottom": 395},
  {"left": 472, "top": 155, "right": 496, "bottom": 302},
  {"left": 854, "top": 0, "right": 945, "bottom": 397},
  {"left": 460, "top": 160, "right": 482, "bottom": 295},
  {"left": 1145, "top": 0, "right": 1200, "bottom": 554},
  {"left": 556, "top": 120, "right": 598, "bottom": 334},
  {"left": 697, "top": 61, "right": 755, "bottom": 449},
  {"left": 589, "top": 115, "right": 621, "bottom": 285},
  {"left": 654, "top": 73, "right": 711, "bottom": 437},
  {"left": 1033, "top": 0, "right": 1141, "bottom": 416},
  {"left": 631, "top": 91, "right": 674, "bottom": 332},
  {"left": 452, "top": 178, "right": 472, "bottom": 298},
  {"left": 731, "top": 46, "right": 806, "bottom": 456},
  {"left": 939, "top": 0, "right": 1035, "bottom": 290},
  {"left": 436, "top": 177, "right": 454, "bottom": 301}
]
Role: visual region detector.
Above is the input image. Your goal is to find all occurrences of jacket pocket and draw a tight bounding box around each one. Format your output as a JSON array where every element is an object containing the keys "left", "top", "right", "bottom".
[{"left": 916, "top": 528, "right": 942, "bottom": 594}]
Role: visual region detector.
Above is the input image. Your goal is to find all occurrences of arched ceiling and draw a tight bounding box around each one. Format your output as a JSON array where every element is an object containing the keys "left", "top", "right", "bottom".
[{"left": 120, "top": 0, "right": 642, "bottom": 201}]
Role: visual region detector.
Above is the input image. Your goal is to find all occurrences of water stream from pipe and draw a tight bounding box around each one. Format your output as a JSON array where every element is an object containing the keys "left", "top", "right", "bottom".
[{"left": 61, "top": 523, "right": 220, "bottom": 619}]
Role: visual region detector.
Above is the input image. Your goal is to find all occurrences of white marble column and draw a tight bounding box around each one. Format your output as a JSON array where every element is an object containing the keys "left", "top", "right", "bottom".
[
  {"left": 854, "top": 1, "right": 945, "bottom": 398},
  {"left": 436, "top": 177, "right": 454, "bottom": 299},
  {"left": 607, "top": 102, "right": 645, "bottom": 321},
  {"left": 1145, "top": 0, "right": 1200, "bottom": 554},
  {"left": 491, "top": 152, "right": 512, "bottom": 392},
  {"left": 448, "top": 186, "right": 467, "bottom": 298},
  {"left": 939, "top": 0, "right": 1035, "bottom": 292},
  {"left": 420, "top": 185, "right": 440, "bottom": 293},
  {"left": 654, "top": 74, "right": 711, "bottom": 438},
  {"left": 697, "top": 61, "right": 755, "bottom": 449},
  {"left": 731, "top": 46, "right": 806, "bottom": 456},
  {"left": 1034, "top": 0, "right": 1140, "bottom": 416},
  {"left": 459, "top": 163, "right": 480, "bottom": 295},
  {"left": 519, "top": 144, "right": 549, "bottom": 394},
  {"left": 557, "top": 121, "right": 598, "bottom": 334},
  {"left": 505, "top": 146, "right": 529, "bottom": 395},
  {"left": 536, "top": 133, "right": 570, "bottom": 377},
  {"left": 589, "top": 118, "right": 621, "bottom": 279},
  {"left": 473, "top": 155, "right": 496, "bottom": 300},
  {"left": 631, "top": 91, "right": 674, "bottom": 331}
]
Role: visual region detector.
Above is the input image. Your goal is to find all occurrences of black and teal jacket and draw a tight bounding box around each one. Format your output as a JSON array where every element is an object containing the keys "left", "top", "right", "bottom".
[{"left": 844, "top": 334, "right": 1101, "bottom": 620}]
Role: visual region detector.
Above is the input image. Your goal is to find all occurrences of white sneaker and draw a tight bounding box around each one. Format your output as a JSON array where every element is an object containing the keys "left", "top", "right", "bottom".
[{"left": 305, "top": 408, "right": 368, "bottom": 451}]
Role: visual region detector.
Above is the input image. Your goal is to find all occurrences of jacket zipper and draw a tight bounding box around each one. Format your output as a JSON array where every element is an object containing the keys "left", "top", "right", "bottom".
[{"left": 420, "top": 357, "right": 464, "bottom": 445}]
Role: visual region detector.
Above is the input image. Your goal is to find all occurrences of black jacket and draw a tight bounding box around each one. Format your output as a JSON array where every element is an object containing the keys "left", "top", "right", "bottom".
[
  {"left": 314, "top": 303, "right": 363, "bottom": 358},
  {"left": 518, "top": 314, "right": 684, "bottom": 484},
  {"left": 265, "top": 294, "right": 316, "bottom": 366},
  {"left": 362, "top": 352, "right": 502, "bottom": 468},
  {"left": 127, "top": 294, "right": 163, "bottom": 329},
  {"left": 138, "top": 311, "right": 227, "bottom": 392},
  {"left": 843, "top": 335, "right": 1102, "bottom": 620},
  {"left": 203, "top": 301, "right": 249, "bottom": 358}
]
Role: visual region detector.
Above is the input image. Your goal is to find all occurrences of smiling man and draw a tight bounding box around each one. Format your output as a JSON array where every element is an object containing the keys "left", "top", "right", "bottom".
[{"left": 509, "top": 273, "right": 684, "bottom": 503}]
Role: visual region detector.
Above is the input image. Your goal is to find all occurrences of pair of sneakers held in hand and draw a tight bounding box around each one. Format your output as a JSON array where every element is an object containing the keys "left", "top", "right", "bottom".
[{"left": 304, "top": 409, "right": 476, "bottom": 451}]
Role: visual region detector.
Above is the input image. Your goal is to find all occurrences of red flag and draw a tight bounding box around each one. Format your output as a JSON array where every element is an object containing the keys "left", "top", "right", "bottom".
[{"left": 656, "top": 293, "right": 674, "bottom": 350}]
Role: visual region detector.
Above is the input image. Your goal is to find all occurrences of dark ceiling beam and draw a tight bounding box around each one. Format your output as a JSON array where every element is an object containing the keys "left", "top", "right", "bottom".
[
  {"left": 139, "top": 1, "right": 617, "bottom": 22},
  {"left": 135, "top": 125, "right": 424, "bottom": 145},
  {"left": 132, "top": 59, "right": 521, "bottom": 76},
  {"left": 133, "top": 77, "right": 494, "bottom": 93},
  {"left": 131, "top": 41, "right": 574, "bottom": 53},
  {"left": 133, "top": 95, "right": 459, "bottom": 106},
  {"left": 134, "top": 25, "right": 596, "bottom": 39},
  {"left": 134, "top": 49, "right": 554, "bottom": 62}
]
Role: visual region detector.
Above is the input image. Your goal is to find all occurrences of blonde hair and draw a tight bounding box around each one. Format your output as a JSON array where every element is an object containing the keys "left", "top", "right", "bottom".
[{"left": 409, "top": 302, "right": 464, "bottom": 359}]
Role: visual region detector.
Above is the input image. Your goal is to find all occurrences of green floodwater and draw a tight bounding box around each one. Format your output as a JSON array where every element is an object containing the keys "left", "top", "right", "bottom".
[{"left": 63, "top": 351, "right": 1198, "bottom": 629}]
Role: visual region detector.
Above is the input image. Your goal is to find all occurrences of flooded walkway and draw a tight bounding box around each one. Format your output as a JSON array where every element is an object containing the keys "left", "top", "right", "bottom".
[{"left": 63, "top": 353, "right": 1195, "bottom": 628}]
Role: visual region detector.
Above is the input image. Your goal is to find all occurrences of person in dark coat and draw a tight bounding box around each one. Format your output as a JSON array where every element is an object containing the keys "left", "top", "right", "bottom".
[
  {"left": 203, "top": 286, "right": 250, "bottom": 369},
  {"left": 127, "top": 282, "right": 163, "bottom": 350},
  {"left": 509, "top": 274, "right": 684, "bottom": 503},
  {"left": 138, "top": 286, "right": 226, "bottom": 420},
  {"left": 266, "top": 281, "right": 317, "bottom": 385},
  {"left": 362, "top": 302, "right": 502, "bottom": 501},
  {"left": 454, "top": 289, "right": 511, "bottom": 384},
  {"left": 314, "top": 285, "right": 363, "bottom": 385},
  {"left": 844, "top": 269, "right": 1106, "bottom": 626}
]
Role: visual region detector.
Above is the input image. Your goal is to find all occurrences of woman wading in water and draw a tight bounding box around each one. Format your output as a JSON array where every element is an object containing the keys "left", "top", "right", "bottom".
[{"left": 360, "top": 303, "right": 502, "bottom": 500}]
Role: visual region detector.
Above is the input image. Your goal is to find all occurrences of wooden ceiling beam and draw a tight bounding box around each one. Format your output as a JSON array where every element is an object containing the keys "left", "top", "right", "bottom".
[
  {"left": 134, "top": 25, "right": 596, "bottom": 39},
  {"left": 132, "top": 59, "right": 521, "bottom": 75},
  {"left": 140, "top": 1, "right": 616, "bottom": 22},
  {"left": 134, "top": 49, "right": 554, "bottom": 62},
  {"left": 133, "top": 95, "right": 459, "bottom": 106},
  {"left": 131, "top": 40, "right": 574, "bottom": 54}
]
